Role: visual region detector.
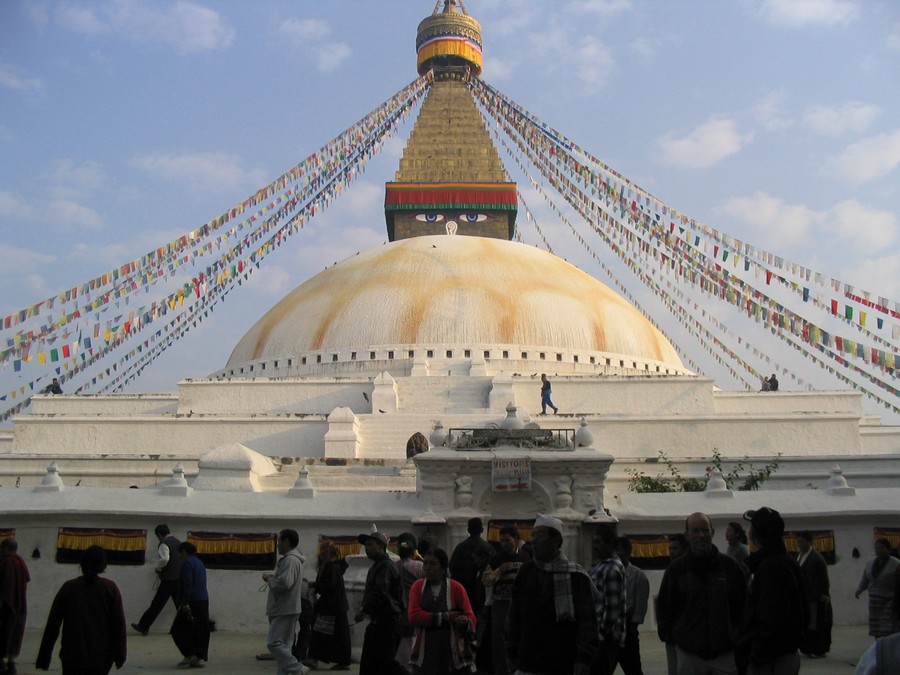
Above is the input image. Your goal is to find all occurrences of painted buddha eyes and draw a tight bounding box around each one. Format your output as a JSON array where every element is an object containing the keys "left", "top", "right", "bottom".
[{"left": 415, "top": 213, "right": 488, "bottom": 222}]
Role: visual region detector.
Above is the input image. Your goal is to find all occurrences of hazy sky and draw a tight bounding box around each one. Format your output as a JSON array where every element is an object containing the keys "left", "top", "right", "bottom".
[{"left": 1, "top": 0, "right": 898, "bottom": 416}]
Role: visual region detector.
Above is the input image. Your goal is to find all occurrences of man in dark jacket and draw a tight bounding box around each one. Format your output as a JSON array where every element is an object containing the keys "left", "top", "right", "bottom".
[
  {"left": 132, "top": 524, "right": 182, "bottom": 635},
  {"left": 737, "top": 508, "right": 805, "bottom": 675},
  {"left": 36, "top": 546, "right": 126, "bottom": 673},
  {"left": 506, "top": 514, "right": 598, "bottom": 675},
  {"left": 176, "top": 541, "right": 210, "bottom": 668},
  {"left": 448, "top": 517, "right": 491, "bottom": 609},
  {"left": 657, "top": 512, "right": 747, "bottom": 675},
  {"left": 796, "top": 530, "right": 831, "bottom": 658},
  {"left": 0, "top": 539, "right": 30, "bottom": 675},
  {"left": 355, "top": 530, "right": 403, "bottom": 675}
]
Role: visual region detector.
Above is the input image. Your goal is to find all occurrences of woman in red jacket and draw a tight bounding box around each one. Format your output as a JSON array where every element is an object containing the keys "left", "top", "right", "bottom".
[{"left": 408, "top": 548, "right": 476, "bottom": 674}]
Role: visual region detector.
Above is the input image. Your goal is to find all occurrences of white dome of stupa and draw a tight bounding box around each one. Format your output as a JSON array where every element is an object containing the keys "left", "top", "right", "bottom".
[{"left": 225, "top": 234, "right": 685, "bottom": 374}]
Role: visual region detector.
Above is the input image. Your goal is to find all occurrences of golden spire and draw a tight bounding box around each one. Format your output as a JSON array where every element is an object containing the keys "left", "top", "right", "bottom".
[{"left": 384, "top": 2, "right": 516, "bottom": 242}]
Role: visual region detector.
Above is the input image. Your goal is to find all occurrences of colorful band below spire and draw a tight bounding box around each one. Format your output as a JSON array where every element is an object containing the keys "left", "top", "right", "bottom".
[
  {"left": 417, "top": 36, "right": 483, "bottom": 76},
  {"left": 385, "top": 182, "right": 516, "bottom": 210}
]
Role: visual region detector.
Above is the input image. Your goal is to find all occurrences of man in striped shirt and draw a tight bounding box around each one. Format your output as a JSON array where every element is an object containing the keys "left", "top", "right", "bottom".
[{"left": 590, "top": 524, "right": 626, "bottom": 675}]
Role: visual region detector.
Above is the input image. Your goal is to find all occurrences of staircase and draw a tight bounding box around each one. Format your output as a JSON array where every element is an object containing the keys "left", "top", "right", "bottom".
[{"left": 395, "top": 376, "right": 492, "bottom": 413}]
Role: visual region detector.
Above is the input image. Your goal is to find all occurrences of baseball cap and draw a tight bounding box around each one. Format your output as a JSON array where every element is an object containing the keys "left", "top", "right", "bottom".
[
  {"left": 743, "top": 506, "right": 785, "bottom": 539},
  {"left": 357, "top": 531, "right": 389, "bottom": 547},
  {"left": 396, "top": 532, "right": 418, "bottom": 550}
]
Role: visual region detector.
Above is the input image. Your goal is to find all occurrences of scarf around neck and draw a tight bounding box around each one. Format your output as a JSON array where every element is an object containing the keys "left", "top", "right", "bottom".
[{"left": 533, "top": 552, "right": 590, "bottom": 621}]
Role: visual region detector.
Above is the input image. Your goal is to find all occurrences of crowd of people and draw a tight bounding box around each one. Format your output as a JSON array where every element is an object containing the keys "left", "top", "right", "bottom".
[
  {"left": 2, "top": 510, "right": 898, "bottom": 674},
  {"left": 313, "top": 512, "right": 900, "bottom": 675}
]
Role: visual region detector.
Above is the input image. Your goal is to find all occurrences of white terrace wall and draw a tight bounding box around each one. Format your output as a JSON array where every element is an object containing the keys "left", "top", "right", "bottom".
[
  {"left": 27, "top": 393, "right": 179, "bottom": 415},
  {"left": 10, "top": 415, "right": 329, "bottom": 458},
  {"left": 858, "top": 426, "right": 900, "bottom": 454},
  {"left": 586, "top": 413, "right": 864, "bottom": 460},
  {"left": 712, "top": 391, "right": 864, "bottom": 417},
  {"left": 176, "top": 379, "right": 374, "bottom": 416},
  {"left": 505, "top": 376, "right": 715, "bottom": 417}
]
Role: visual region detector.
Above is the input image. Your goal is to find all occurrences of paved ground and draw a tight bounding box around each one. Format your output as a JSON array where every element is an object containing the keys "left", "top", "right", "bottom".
[{"left": 15, "top": 623, "right": 871, "bottom": 673}]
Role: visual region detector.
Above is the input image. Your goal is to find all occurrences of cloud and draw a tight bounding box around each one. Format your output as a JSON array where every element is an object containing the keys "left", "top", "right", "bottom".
[
  {"left": 69, "top": 226, "right": 184, "bottom": 268},
  {"left": 0, "top": 160, "right": 106, "bottom": 232},
  {"left": 31, "top": 159, "right": 108, "bottom": 227},
  {"left": 289, "top": 223, "right": 384, "bottom": 276},
  {"left": 753, "top": 91, "right": 794, "bottom": 131},
  {"left": 718, "top": 192, "right": 823, "bottom": 248},
  {"left": 758, "top": 0, "right": 859, "bottom": 28},
  {"left": 46, "top": 199, "right": 105, "bottom": 231},
  {"left": 719, "top": 193, "right": 896, "bottom": 260},
  {"left": 826, "top": 199, "right": 897, "bottom": 252},
  {"left": 0, "top": 254, "right": 56, "bottom": 312},
  {"left": 524, "top": 22, "right": 616, "bottom": 90},
  {"left": 313, "top": 42, "right": 352, "bottom": 73},
  {"left": 245, "top": 264, "right": 293, "bottom": 296},
  {"left": 888, "top": 22, "right": 900, "bottom": 51},
  {"left": 0, "top": 190, "right": 34, "bottom": 219},
  {"left": 840, "top": 253, "right": 900, "bottom": 299},
  {"left": 322, "top": 181, "right": 384, "bottom": 221},
  {"left": 277, "top": 17, "right": 352, "bottom": 73},
  {"left": 0, "top": 62, "right": 45, "bottom": 94},
  {"left": 483, "top": 56, "right": 515, "bottom": 81},
  {"left": 56, "top": 0, "right": 235, "bottom": 54},
  {"left": 130, "top": 151, "right": 268, "bottom": 194},
  {"left": 42, "top": 159, "right": 106, "bottom": 197},
  {"left": 483, "top": 4, "right": 539, "bottom": 38},
  {"left": 824, "top": 129, "right": 900, "bottom": 183},
  {"left": 657, "top": 118, "right": 753, "bottom": 168},
  {"left": 56, "top": 4, "right": 111, "bottom": 35},
  {"left": 570, "top": 36, "right": 615, "bottom": 88},
  {"left": 629, "top": 36, "right": 657, "bottom": 63},
  {"left": 803, "top": 102, "right": 880, "bottom": 136},
  {"left": 564, "top": 0, "right": 632, "bottom": 16},
  {"left": 278, "top": 17, "right": 329, "bottom": 42}
]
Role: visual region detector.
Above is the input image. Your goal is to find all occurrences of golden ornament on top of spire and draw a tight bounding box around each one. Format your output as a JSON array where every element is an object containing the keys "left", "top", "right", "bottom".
[{"left": 416, "top": 0, "right": 483, "bottom": 77}]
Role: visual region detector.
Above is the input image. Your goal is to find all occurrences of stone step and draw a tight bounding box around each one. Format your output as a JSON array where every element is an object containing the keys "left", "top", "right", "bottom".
[{"left": 395, "top": 377, "right": 492, "bottom": 412}]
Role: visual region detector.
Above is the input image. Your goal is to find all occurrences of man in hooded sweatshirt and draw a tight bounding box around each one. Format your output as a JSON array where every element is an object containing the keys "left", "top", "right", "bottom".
[{"left": 263, "top": 529, "right": 308, "bottom": 675}]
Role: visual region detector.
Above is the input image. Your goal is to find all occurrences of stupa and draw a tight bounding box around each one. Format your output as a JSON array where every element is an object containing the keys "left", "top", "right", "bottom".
[{"left": 0, "top": 1, "right": 897, "bottom": 636}]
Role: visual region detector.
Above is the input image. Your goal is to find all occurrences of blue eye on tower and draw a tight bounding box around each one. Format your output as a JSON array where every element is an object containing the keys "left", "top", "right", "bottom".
[
  {"left": 415, "top": 213, "right": 445, "bottom": 222},
  {"left": 458, "top": 213, "right": 487, "bottom": 223}
]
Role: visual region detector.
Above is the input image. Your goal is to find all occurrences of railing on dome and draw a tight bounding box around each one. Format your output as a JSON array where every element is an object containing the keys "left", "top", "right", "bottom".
[{"left": 446, "top": 427, "right": 575, "bottom": 450}]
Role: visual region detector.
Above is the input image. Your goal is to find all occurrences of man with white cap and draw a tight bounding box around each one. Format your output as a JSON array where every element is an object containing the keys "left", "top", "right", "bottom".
[
  {"left": 506, "top": 514, "right": 598, "bottom": 675},
  {"left": 354, "top": 529, "right": 404, "bottom": 675}
]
